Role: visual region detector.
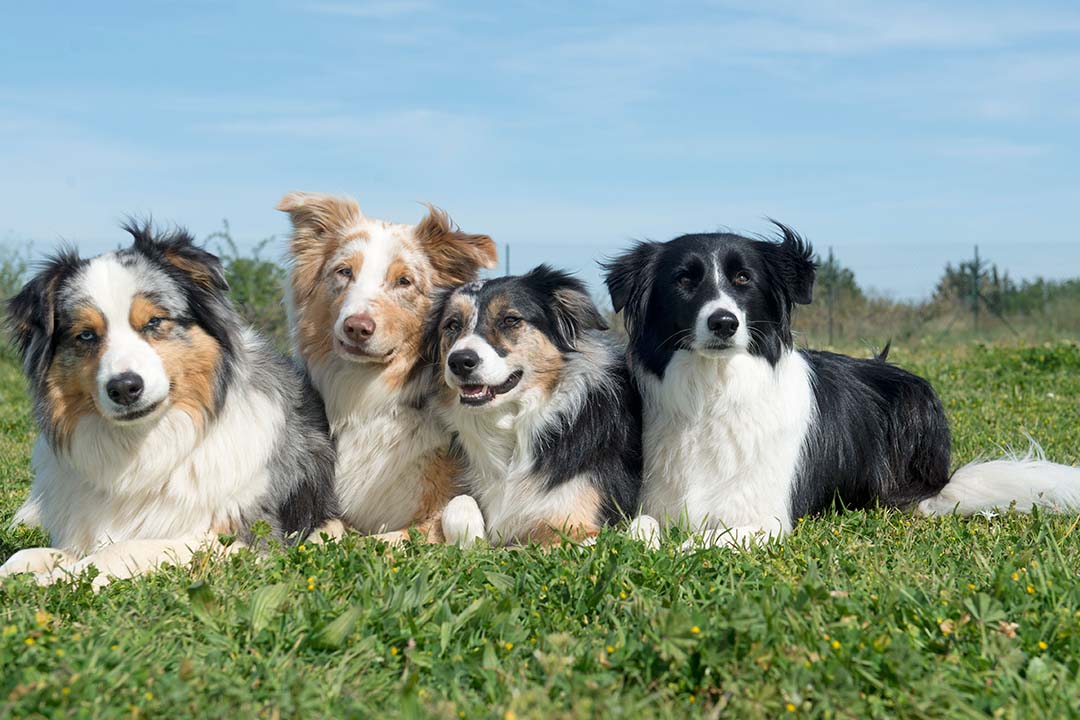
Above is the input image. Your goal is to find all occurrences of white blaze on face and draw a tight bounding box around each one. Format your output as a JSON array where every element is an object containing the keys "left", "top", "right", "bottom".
[
  {"left": 692, "top": 254, "right": 750, "bottom": 352},
  {"left": 694, "top": 292, "right": 749, "bottom": 351},
  {"left": 331, "top": 223, "right": 423, "bottom": 351},
  {"left": 80, "top": 256, "right": 171, "bottom": 415},
  {"left": 444, "top": 332, "right": 514, "bottom": 388}
]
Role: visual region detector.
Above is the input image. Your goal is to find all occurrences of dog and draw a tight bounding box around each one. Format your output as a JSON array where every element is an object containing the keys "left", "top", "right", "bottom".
[
  {"left": 604, "top": 224, "right": 1080, "bottom": 548},
  {"left": 0, "top": 223, "right": 336, "bottom": 585},
  {"left": 423, "top": 265, "right": 643, "bottom": 546},
  {"left": 278, "top": 192, "right": 497, "bottom": 542}
]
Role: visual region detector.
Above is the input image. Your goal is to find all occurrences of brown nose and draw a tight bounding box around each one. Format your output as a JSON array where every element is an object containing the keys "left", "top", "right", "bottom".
[{"left": 343, "top": 313, "right": 376, "bottom": 342}]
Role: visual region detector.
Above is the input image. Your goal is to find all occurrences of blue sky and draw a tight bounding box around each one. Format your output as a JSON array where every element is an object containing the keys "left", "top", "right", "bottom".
[{"left": 2, "top": 1, "right": 1078, "bottom": 301}]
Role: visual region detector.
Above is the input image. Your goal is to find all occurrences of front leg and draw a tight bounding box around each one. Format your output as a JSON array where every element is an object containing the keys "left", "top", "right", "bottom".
[
  {"left": 35, "top": 533, "right": 221, "bottom": 589},
  {"left": 0, "top": 547, "right": 78, "bottom": 578}
]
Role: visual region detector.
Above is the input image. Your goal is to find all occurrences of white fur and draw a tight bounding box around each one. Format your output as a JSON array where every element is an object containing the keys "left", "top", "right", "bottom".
[
  {"left": 0, "top": 329, "right": 283, "bottom": 583},
  {"left": 919, "top": 446, "right": 1080, "bottom": 516},
  {"left": 637, "top": 347, "right": 815, "bottom": 545},
  {"left": 695, "top": 294, "right": 749, "bottom": 351},
  {"left": 308, "top": 355, "right": 447, "bottom": 534},
  {"left": 80, "top": 257, "right": 172, "bottom": 417},
  {"left": 446, "top": 332, "right": 515, "bottom": 388},
  {"left": 443, "top": 332, "right": 617, "bottom": 544},
  {"left": 442, "top": 494, "right": 486, "bottom": 547}
]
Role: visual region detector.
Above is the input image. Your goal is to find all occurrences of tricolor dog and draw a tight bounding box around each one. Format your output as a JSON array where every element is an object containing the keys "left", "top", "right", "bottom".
[
  {"left": 605, "top": 225, "right": 1080, "bottom": 548},
  {"left": 424, "top": 266, "right": 643, "bottom": 546},
  {"left": 279, "top": 192, "right": 497, "bottom": 542},
  {"left": 0, "top": 224, "right": 336, "bottom": 585}
]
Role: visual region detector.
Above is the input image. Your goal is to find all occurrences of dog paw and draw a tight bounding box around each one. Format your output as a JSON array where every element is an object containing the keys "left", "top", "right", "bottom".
[
  {"left": 442, "top": 495, "right": 486, "bottom": 547},
  {"left": 628, "top": 515, "right": 661, "bottom": 549}
]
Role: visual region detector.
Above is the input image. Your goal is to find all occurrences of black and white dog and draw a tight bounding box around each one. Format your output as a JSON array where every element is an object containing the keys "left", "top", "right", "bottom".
[
  {"left": 0, "top": 223, "right": 337, "bottom": 585},
  {"left": 423, "top": 266, "right": 642, "bottom": 545},
  {"left": 605, "top": 225, "right": 1080, "bottom": 548}
]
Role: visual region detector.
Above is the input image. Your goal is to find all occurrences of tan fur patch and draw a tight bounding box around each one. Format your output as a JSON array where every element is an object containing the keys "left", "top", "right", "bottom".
[
  {"left": 153, "top": 325, "right": 222, "bottom": 428},
  {"left": 412, "top": 449, "right": 463, "bottom": 543},
  {"left": 163, "top": 249, "right": 218, "bottom": 290},
  {"left": 128, "top": 295, "right": 166, "bottom": 332},
  {"left": 511, "top": 325, "right": 565, "bottom": 399},
  {"left": 278, "top": 192, "right": 363, "bottom": 364},
  {"left": 415, "top": 205, "right": 497, "bottom": 287},
  {"left": 524, "top": 486, "right": 603, "bottom": 545},
  {"left": 44, "top": 306, "right": 105, "bottom": 448}
]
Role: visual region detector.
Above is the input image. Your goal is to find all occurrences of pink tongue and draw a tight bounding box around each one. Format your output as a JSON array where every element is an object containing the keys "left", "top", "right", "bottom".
[{"left": 461, "top": 385, "right": 487, "bottom": 396}]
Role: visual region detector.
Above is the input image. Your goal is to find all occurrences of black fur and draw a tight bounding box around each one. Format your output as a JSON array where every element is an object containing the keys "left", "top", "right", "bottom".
[
  {"left": 794, "top": 350, "right": 951, "bottom": 518},
  {"left": 605, "top": 226, "right": 956, "bottom": 523},
  {"left": 425, "top": 266, "right": 643, "bottom": 535},
  {"left": 532, "top": 360, "right": 643, "bottom": 523}
]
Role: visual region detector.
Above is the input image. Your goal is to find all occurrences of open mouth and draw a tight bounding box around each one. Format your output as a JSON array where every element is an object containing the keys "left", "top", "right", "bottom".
[
  {"left": 458, "top": 370, "right": 524, "bottom": 406},
  {"left": 113, "top": 400, "right": 163, "bottom": 423}
]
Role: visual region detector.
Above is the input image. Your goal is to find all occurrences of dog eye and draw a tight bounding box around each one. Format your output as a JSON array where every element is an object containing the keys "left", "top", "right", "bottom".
[
  {"left": 675, "top": 271, "right": 698, "bottom": 289},
  {"left": 144, "top": 316, "right": 166, "bottom": 331},
  {"left": 501, "top": 315, "right": 522, "bottom": 329},
  {"left": 76, "top": 329, "right": 98, "bottom": 343},
  {"left": 444, "top": 319, "right": 461, "bottom": 334},
  {"left": 733, "top": 270, "right": 752, "bottom": 286},
  {"left": 396, "top": 275, "right": 412, "bottom": 288},
  {"left": 336, "top": 266, "right": 353, "bottom": 279}
]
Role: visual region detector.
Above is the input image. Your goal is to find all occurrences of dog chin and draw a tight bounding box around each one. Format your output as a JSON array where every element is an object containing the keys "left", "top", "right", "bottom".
[
  {"left": 100, "top": 398, "right": 167, "bottom": 425},
  {"left": 335, "top": 338, "right": 394, "bottom": 364},
  {"left": 695, "top": 343, "right": 741, "bottom": 359}
]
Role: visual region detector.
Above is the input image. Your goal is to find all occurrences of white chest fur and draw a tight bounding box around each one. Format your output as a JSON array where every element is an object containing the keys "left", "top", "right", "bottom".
[
  {"left": 313, "top": 358, "right": 447, "bottom": 534},
  {"left": 447, "top": 386, "right": 594, "bottom": 544},
  {"left": 638, "top": 350, "right": 815, "bottom": 537},
  {"left": 25, "top": 384, "right": 284, "bottom": 556}
]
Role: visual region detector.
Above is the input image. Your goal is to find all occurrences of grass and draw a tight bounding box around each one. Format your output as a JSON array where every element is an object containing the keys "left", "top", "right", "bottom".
[{"left": 1, "top": 342, "right": 1079, "bottom": 719}]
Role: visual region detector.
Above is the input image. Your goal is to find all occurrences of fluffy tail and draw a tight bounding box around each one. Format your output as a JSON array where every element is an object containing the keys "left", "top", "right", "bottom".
[{"left": 918, "top": 444, "right": 1080, "bottom": 516}]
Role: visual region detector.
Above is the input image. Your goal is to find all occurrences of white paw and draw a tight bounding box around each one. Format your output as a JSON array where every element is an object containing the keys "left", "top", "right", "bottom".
[
  {"left": 0, "top": 547, "right": 73, "bottom": 578},
  {"left": 442, "top": 495, "right": 486, "bottom": 547},
  {"left": 628, "top": 515, "right": 661, "bottom": 550}
]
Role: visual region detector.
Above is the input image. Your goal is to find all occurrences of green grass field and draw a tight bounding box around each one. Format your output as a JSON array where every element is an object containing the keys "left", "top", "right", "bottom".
[{"left": 2, "top": 343, "right": 1079, "bottom": 719}]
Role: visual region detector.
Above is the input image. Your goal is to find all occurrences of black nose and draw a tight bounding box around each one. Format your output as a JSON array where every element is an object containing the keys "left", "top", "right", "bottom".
[
  {"left": 106, "top": 372, "right": 144, "bottom": 407},
  {"left": 707, "top": 310, "right": 739, "bottom": 339},
  {"left": 447, "top": 349, "right": 480, "bottom": 378}
]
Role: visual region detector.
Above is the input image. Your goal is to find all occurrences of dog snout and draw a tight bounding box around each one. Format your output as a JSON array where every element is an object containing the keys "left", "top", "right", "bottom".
[
  {"left": 106, "top": 372, "right": 145, "bottom": 407},
  {"left": 343, "top": 312, "right": 376, "bottom": 343},
  {"left": 707, "top": 310, "right": 739, "bottom": 339},
  {"left": 447, "top": 349, "right": 480, "bottom": 378}
]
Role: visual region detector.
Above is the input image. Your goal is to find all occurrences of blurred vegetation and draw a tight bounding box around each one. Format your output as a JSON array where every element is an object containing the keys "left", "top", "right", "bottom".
[
  {"left": 795, "top": 248, "right": 1080, "bottom": 351},
  {"left": 204, "top": 220, "right": 290, "bottom": 352},
  {"left": 0, "top": 234, "right": 1078, "bottom": 357}
]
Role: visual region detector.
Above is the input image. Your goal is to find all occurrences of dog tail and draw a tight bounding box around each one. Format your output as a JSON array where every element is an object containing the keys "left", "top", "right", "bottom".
[{"left": 917, "top": 442, "right": 1080, "bottom": 516}]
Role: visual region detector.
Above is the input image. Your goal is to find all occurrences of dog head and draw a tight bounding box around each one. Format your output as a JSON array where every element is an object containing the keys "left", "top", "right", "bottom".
[
  {"left": 604, "top": 223, "right": 815, "bottom": 374},
  {"left": 278, "top": 192, "right": 497, "bottom": 384},
  {"left": 424, "top": 265, "right": 607, "bottom": 410},
  {"left": 7, "top": 223, "right": 237, "bottom": 446}
]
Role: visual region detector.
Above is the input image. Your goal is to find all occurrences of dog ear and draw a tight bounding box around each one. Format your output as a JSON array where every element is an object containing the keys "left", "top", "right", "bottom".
[
  {"left": 277, "top": 191, "right": 362, "bottom": 245},
  {"left": 522, "top": 265, "right": 607, "bottom": 352},
  {"left": 602, "top": 242, "right": 660, "bottom": 337},
  {"left": 419, "top": 287, "right": 453, "bottom": 369},
  {"left": 415, "top": 205, "right": 497, "bottom": 287},
  {"left": 277, "top": 192, "right": 362, "bottom": 300},
  {"left": 6, "top": 249, "right": 81, "bottom": 378},
  {"left": 770, "top": 220, "right": 815, "bottom": 305},
  {"left": 126, "top": 221, "right": 229, "bottom": 294}
]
